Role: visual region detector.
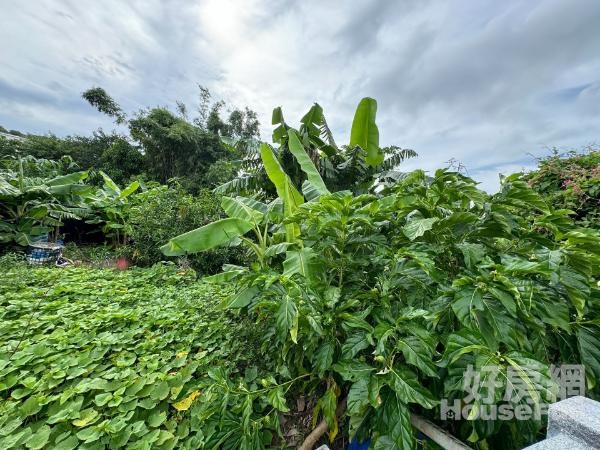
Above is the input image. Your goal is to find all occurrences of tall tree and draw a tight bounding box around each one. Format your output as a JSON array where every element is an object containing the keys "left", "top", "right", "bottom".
[
  {"left": 82, "top": 85, "right": 260, "bottom": 191},
  {"left": 129, "top": 107, "right": 226, "bottom": 187}
]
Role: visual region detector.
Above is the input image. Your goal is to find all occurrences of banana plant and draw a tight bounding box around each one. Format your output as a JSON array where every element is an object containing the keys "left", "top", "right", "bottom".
[
  {"left": 162, "top": 98, "right": 401, "bottom": 279},
  {"left": 0, "top": 155, "right": 92, "bottom": 245},
  {"left": 215, "top": 98, "right": 417, "bottom": 195},
  {"left": 85, "top": 171, "right": 140, "bottom": 246},
  {"left": 350, "top": 97, "right": 382, "bottom": 167}
]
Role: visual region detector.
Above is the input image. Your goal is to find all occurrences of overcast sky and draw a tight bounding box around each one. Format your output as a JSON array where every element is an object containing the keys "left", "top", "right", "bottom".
[{"left": 1, "top": 0, "right": 599, "bottom": 191}]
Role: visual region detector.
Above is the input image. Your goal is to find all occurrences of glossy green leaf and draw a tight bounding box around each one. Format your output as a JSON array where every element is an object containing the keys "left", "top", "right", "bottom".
[
  {"left": 151, "top": 382, "right": 170, "bottom": 401},
  {"left": 314, "top": 341, "right": 335, "bottom": 376},
  {"left": 46, "top": 171, "right": 89, "bottom": 187},
  {"left": 373, "top": 391, "right": 414, "bottom": 450},
  {"left": 25, "top": 425, "right": 50, "bottom": 450},
  {"left": 223, "top": 286, "right": 259, "bottom": 309},
  {"left": 347, "top": 378, "right": 370, "bottom": 416},
  {"left": 267, "top": 387, "right": 290, "bottom": 412},
  {"left": 388, "top": 368, "right": 438, "bottom": 409},
  {"left": 287, "top": 129, "right": 329, "bottom": 196},
  {"left": 264, "top": 243, "right": 290, "bottom": 257},
  {"left": 276, "top": 296, "right": 298, "bottom": 343},
  {"left": 397, "top": 336, "right": 439, "bottom": 378},
  {"left": 99, "top": 170, "right": 120, "bottom": 195},
  {"left": 53, "top": 435, "right": 79, "bottom": 450},
  {"left": 260, "top": 143, "right": 303, "bottom": 240},
  {"left": 341, "top": 333, "right": 369, "bottom": 359},
  {"left": 443, "top": 326, "right": 493, "bottom": 365},
  {"left": 577, "top": 325, "right": 600, "bottom": 388},
  {"left": 402, "top": 217, "right": 439, "bottom": 240},
  {"left": 160, "top": 218, "right": 253, "bottom": 256},
  {"left": 350, "top": 97, "right": 382, "bottom": 167},
  {"left": 259, "top": 143, "right": 303, "bottom": 209},
  {"left": 119, "top": 180, "right": 140, "bottom": 199},
  {"left": 221, "top": 196, "right": 265, "bottom": 225},
  {"left": 332, "top": 360, "right": 375, "bottom": 382},
  {"left": 283, "top": 247, "right": 316, "bottom": 278}
]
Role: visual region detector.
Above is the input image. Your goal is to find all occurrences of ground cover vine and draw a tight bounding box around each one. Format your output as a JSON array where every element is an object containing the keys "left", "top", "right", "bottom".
[{"left": 0, "top": 264, "right": 271, "bottom": 449}]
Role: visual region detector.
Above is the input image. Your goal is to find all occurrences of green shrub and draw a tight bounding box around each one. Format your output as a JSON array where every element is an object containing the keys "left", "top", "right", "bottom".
[
  {"left": 128, "top": 185, "right": 246, "bottom": 273},
  {"left": 163, "top": 98, "right": 600, "bottom": 449},
  {"left": 523, "top": 148, "right": 600, "bottom": 228},
  {"left": 167, "top": 168, "right": 600, "bottom": 449}
]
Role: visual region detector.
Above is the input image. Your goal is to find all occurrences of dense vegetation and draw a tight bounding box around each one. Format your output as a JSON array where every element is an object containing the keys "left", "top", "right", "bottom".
[
  {"left": 0, "top": 263, "right": 269, "bottom": 449},
  {"left": 162, "top": 99, "right": 600, "bottom": 449},
  {"left": 126, "top": 185, "right": 245, "bottom": 273},
  {"left": 0, "top": 156, "right": 237, "bottom": 273},
  {"left": 1, "top": 92, "right": 599, "bottom": 450},
  {"left": 0, "top": 92, "right": 416, "bottom": 273},
  {"left": 0, "top": 86, "right": 259, "bottom": 191},
  {"left": 523, "top": 148, "right": 600, "bottom": 228}
]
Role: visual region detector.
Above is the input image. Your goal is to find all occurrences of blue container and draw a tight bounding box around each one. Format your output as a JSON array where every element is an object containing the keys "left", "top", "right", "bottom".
[
  {"left": 349, "top": 439, "right": 370, "bottom": 450},
  {"left": 27, "top": 242, "right": 61, "bottom": 265}
]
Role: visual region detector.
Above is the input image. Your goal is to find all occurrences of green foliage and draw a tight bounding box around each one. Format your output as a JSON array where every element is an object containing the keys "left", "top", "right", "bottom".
[
  {"left": 0, "top": 264, "right": 270, "bottom": 449},
  {"left": 166, "top": 126, "right": 600, "bottom": 449},
  {"left": 523, "top": 148, "right": 600, "bottom": 228},
  {"left": 128, "top": 185, "right": 244, "bottom": 274},
  {"left": 218, "top": 98, "right": 416, "bottom": 196},
  {"left": 161, "top": 218, "right": 253, "bottom": 257},
  {"left": 205, "top": 102, "right": 260, "bottom": 140},
  {"left": 198, "top": 159, "right": 239, "bottom": 189},
  {"left": 129, "top": 108, "right": 227, "bottom": 188},
  {"left": 0, "top": 155, "right": 93, "bottom": 245},
  {"left": 97, "top": 137, "right": 146, "bottom": 186},
  {"left": 287, "top": 129, "right": 329, "bottom": 197},
  {"left": 81, "top": 87, "right": 126, "bottom": 124},
  {"left": 4, "top": 85, "right": 261, "bottom": 196},
  {"left": 85, "top": 172, "right": 140, "bottom": 247},
  {"left": 80, "top": 85, "right": 260, "bottom": 193},
  {"left": 61, "top": 243, "right": 119, "bottom": 267},
  {"left": 0, "top": 153, "right": 245, "bottom": 273},
  {"left": 0, "top": 131, "right": 145, "bottom": 186},
  {"left": 0, "top": 251, "right": 26, "bottom": 269},
  {"left": 349, "top": 97, "right": 382, "bottom": 167}
]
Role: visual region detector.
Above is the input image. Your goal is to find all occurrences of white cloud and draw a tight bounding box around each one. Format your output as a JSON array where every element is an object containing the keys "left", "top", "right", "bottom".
[{"left": 1, "top": 0, "right": 599, "bottom": 191}]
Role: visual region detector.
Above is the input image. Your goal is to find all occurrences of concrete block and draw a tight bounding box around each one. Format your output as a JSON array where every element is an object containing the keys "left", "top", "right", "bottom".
[
  {"left": 523, "top": 433, "right": 589, "bottom": 450},
  {"left": 547, "top": 396, "right": 600, "bottom": 448},
  {"left": 523, "top": 396, "right": 600, "bottom": 449}
]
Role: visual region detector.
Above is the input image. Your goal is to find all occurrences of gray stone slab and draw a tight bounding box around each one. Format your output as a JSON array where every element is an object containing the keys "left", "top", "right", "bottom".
[
  {"left": 547, "top": 396, "right": 600, "bottom": 448},
  {"left": 523, "top": 433, "right": 590, "bottom": 450}
]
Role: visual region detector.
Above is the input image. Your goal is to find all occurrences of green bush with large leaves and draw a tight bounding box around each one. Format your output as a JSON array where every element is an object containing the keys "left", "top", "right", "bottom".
[
  {"left": 0, "top": 156, "right": 245, "bottom": 273},
  {"left": 163, "top": 98, "right": 600, "bottom": 449},
  {"left": 85, "top": 172, "right": 140, "bottom": 247}
]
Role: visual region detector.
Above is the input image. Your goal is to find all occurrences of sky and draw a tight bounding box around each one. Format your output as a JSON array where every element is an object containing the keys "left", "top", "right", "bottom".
[{"left": 1, "top": 0, "right": 599, "bottom": 192}]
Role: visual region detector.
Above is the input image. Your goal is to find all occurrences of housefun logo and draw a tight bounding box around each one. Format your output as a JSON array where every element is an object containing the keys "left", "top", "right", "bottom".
[{"left": 440, "top": 363, "right": 585, "bottom": 421}]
